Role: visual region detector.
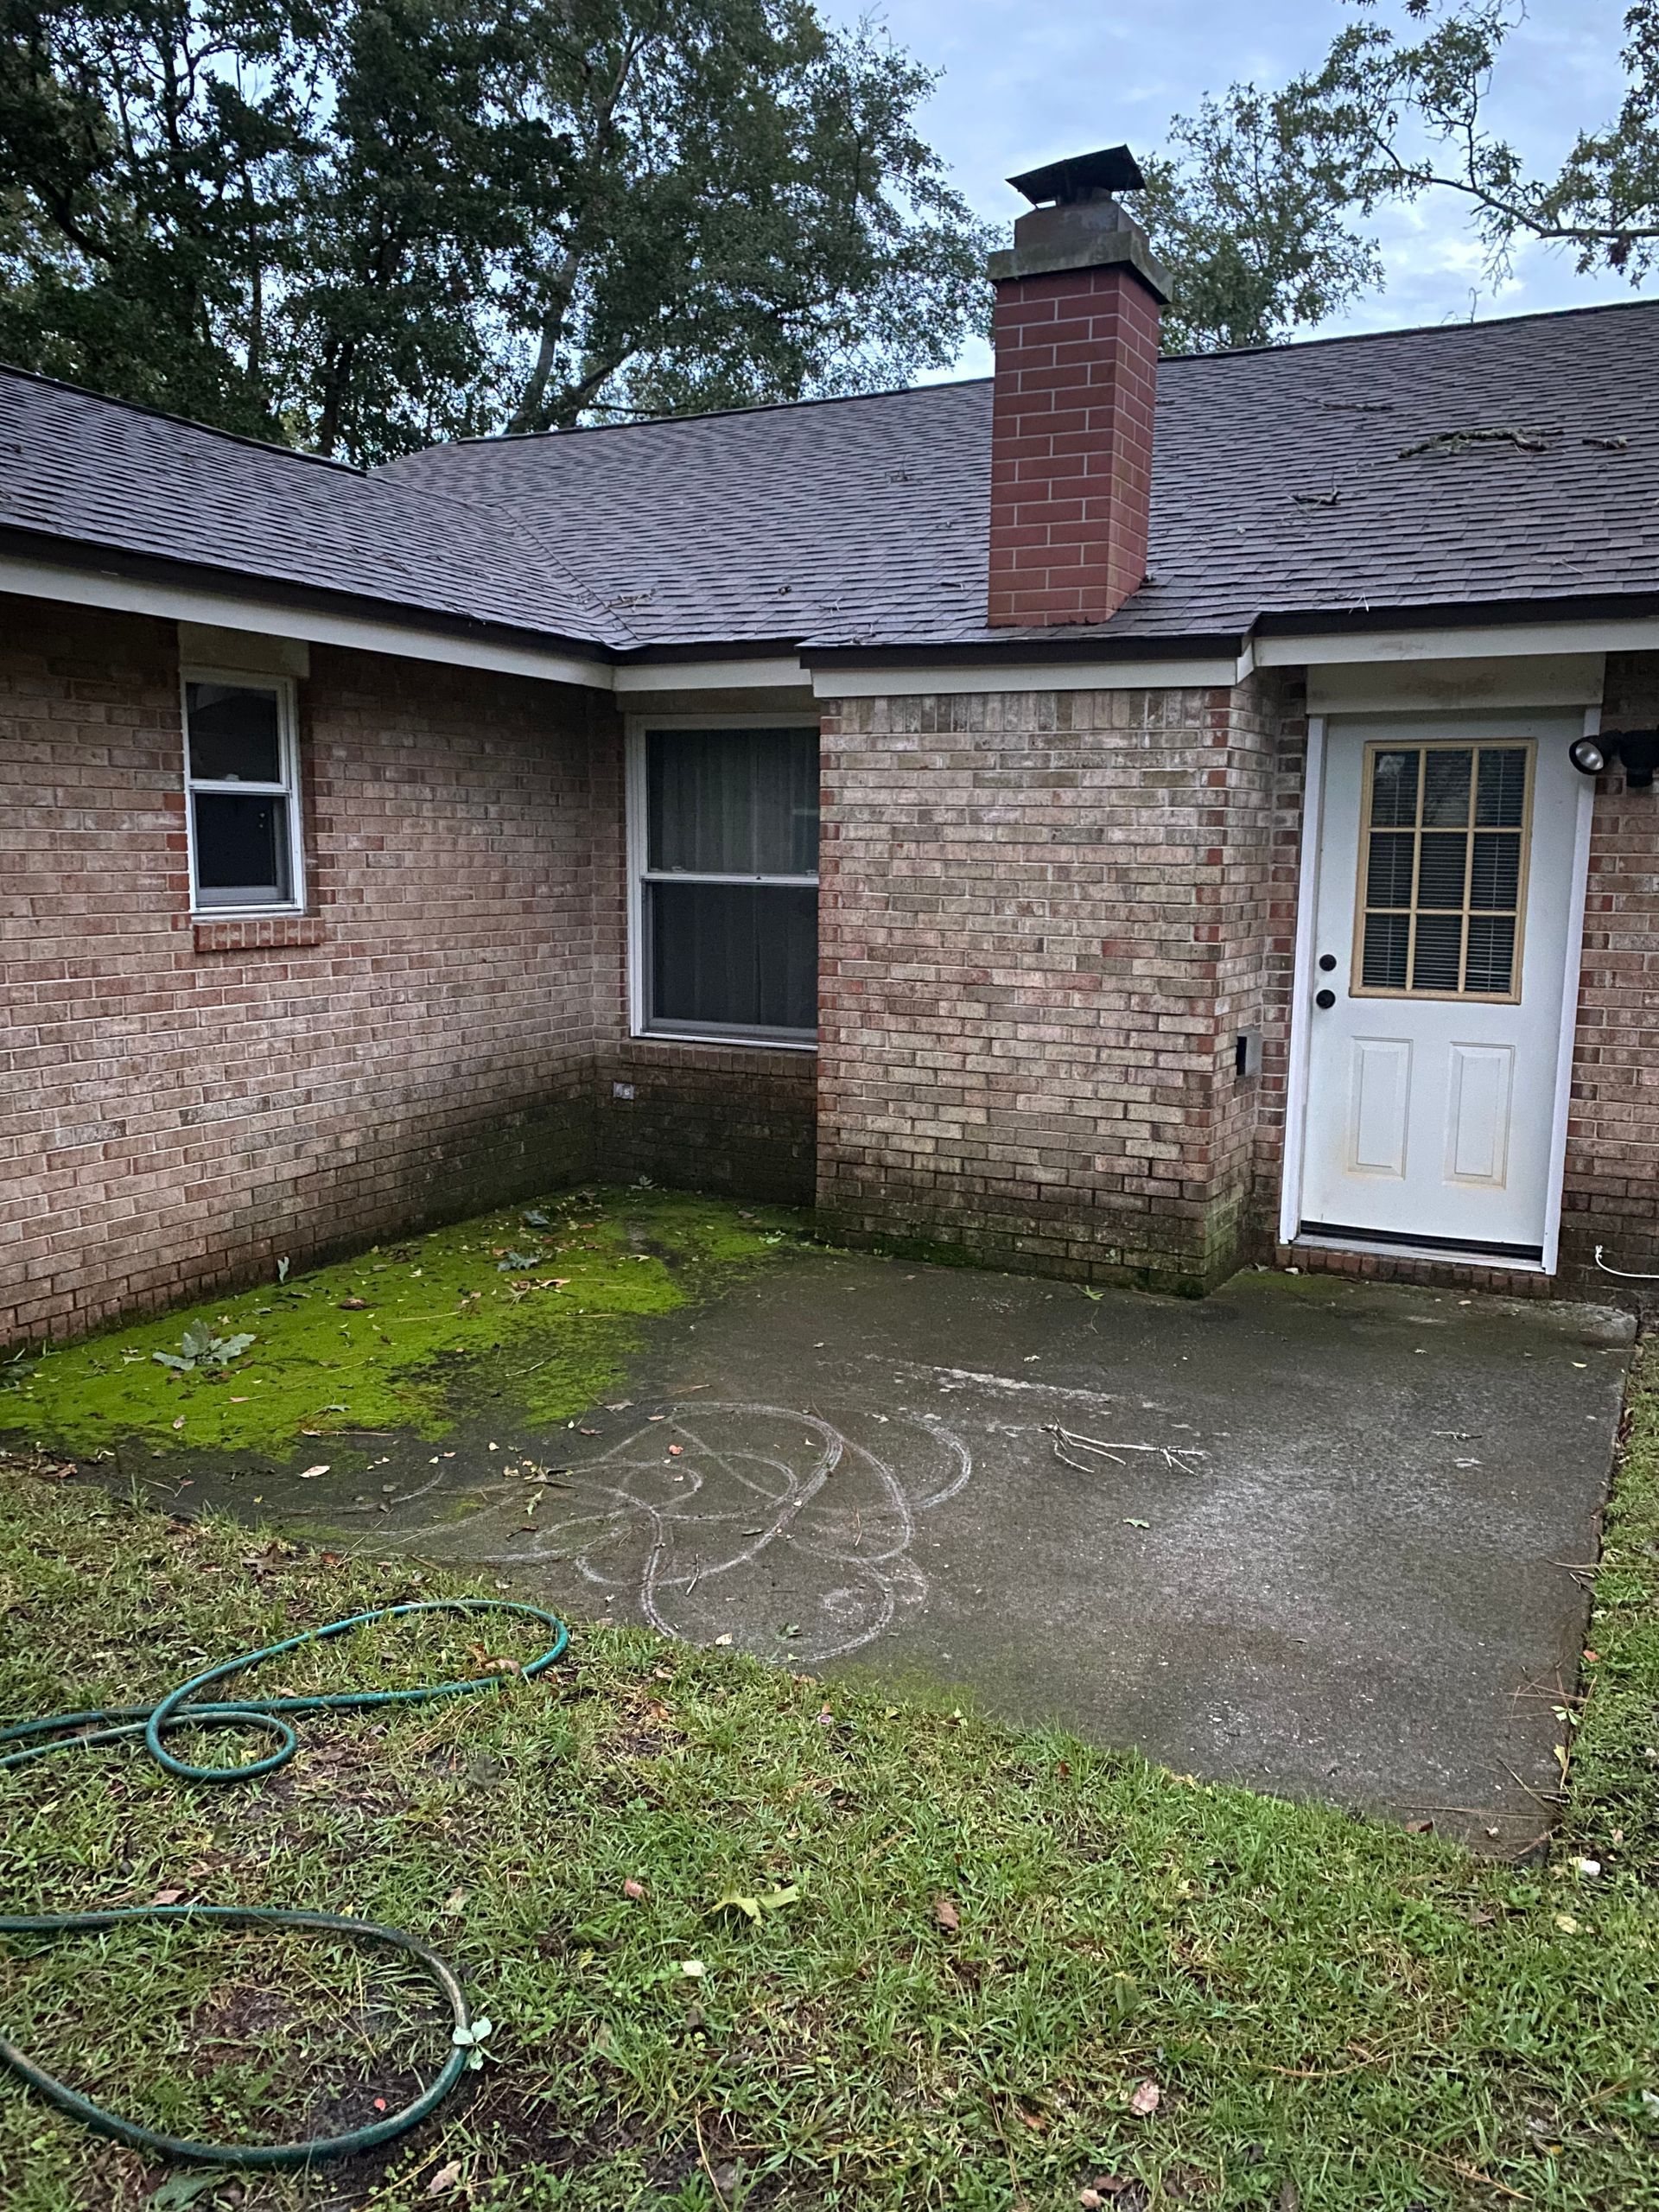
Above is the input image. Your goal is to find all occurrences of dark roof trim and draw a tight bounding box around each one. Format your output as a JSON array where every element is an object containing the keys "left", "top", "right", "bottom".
[
  {"left": 800, "top": 630, "right": 1249, "bottom": 670},
  {"left": 616, "top": 636, "right": 807, "bottom": 665},
  {"left": 0, "top": 524, "right": 618, "bottom": 669},
  {"left": 1252, "top": 590, "right": 1659, "bottom": 638}
]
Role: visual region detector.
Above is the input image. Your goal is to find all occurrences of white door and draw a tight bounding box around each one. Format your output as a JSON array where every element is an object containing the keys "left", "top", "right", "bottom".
[{"left": 1299, "top": 710, "right": 1586, "bottom": 1262}]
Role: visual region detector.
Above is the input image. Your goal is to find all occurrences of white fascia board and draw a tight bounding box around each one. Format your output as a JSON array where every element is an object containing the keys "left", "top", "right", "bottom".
[
  {"left": 0, "top": 550, "right": 613, "bottom": 690},
  {"left": 613, "top": 654, "right": 806, "bottom": 696},
  {"left": 811, "top": 651, "right": 1253, "bottom": 698},
  {"left": 1259, "top": 615, "right": 1659, "bottom": 667}
]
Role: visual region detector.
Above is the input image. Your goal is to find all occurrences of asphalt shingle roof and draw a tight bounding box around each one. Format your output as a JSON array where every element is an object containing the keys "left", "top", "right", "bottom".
[
  {"left": 5, "top": 297, "right": 1659, "bottom": 659},
  {"left": 0, "top": 370, "right": 634, "bottom": 650}
]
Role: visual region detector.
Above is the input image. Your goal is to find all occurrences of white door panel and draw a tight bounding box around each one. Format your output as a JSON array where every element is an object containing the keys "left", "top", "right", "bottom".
[
  {"left": 1443, "top": 1044, "right": 1513, "bottom": 1188},
  {"left": 1347, "top": 1039, "right": 1411, "bottom": 1177},
  {"left": 1300, "top": 711, "right": 1583, "bottom": 1259}
]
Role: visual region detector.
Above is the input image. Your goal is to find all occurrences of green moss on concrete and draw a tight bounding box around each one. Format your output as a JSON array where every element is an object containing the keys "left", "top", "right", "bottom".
[{"left": 0, "top": 1189, "right": 806, "bottom": 1459}]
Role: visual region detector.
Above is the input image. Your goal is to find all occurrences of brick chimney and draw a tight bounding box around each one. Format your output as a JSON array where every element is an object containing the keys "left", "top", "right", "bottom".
[{"left": 987, "top": 145, "right": 1171, "bottom": 628}]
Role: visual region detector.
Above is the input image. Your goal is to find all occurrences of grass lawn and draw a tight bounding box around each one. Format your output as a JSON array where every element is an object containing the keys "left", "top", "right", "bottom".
[{"left": 0, "top": 1223, "right": 1656, "bottom": 2208}]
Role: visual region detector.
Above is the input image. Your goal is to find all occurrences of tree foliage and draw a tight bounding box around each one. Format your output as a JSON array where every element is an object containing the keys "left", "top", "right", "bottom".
[
  {"left": 1136, "top": 83, "right": 1382, "bottom": 354},
  {"left": 0, "top": 0, "right": 990, "bottom": 459},
  {"left": 1300, "top": 0, "right": 1659, "bottom": 279},
  {"left": 1140, "top": 0, "right": 1659, "bottom": 354}
]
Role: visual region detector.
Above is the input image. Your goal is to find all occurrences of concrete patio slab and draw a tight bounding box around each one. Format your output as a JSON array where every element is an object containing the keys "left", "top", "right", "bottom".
[{"left": 155, "top": 1253, "right": 1634, "bottom": 1850}]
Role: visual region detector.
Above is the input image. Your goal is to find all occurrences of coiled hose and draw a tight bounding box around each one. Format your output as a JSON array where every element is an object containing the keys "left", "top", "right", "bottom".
[{"left": 0, "top": 1597, "right": 569, "bottom": 2168}]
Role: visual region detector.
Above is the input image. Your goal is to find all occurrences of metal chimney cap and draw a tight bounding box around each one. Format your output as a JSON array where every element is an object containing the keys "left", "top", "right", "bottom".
[{"left": 1007, "top": 145, "right": 1147, "bottom": 207}]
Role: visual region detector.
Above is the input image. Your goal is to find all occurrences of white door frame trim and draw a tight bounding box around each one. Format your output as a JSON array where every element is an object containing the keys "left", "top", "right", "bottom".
[
  {"left": 1280, "top": 708, "right": 1597, "bottom": 1273},
  {"left": 1277, "top": 715, "right": 1326, "bottom": 1247},
  {"left": 1540, "top": 707, "right": 1599, "bottom": 1275}
]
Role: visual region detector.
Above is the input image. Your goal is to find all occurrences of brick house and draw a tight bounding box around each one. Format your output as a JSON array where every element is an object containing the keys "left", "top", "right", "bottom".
[{"left": 5, "top": 143, "right": 1659, "bottom": 1345}]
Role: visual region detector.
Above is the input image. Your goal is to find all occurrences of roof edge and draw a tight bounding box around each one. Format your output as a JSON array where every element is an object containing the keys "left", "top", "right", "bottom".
[
  {"left": 1254, "top": 589, "right": 1659, "bottom": 639},
  {"left": 0, "top": 525, "right": 619, "bottom": 671},
  {"left": 0, "top": 360, "right": 366, "bottom": 474},
  {"left": 801, "top": 629, "right": 1249, "bottom": 668}
]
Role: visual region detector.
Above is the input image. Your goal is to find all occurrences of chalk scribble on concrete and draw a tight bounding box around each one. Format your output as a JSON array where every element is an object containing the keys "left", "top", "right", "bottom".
[{"left": 398, "top": 1401, "right": 972, "bottom": 1661}]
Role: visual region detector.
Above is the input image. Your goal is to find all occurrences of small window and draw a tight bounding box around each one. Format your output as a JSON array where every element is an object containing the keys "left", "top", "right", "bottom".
[
  {"left": 1354, "top": 738, "right": 1532, "bottom": 1001},
  {"left": 183, "top": 675, "right": 303, "bottom": 912},
  {"left": 634, "top": 725, "right": 819, "bottom": 1045}
]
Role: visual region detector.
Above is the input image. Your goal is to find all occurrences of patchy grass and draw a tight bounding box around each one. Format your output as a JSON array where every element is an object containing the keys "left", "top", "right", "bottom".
[
  {"left": 1568, "top": 1338, "right": 1659, "bottom": 1872},
  {"left": 0, "top": 1190, "right": 805, "bottom": 1459},
  {"left": 1, "top": 1367, "right": 1657, "bottom": 2208}
]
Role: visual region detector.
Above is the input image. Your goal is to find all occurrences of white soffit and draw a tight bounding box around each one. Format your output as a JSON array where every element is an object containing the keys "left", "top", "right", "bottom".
[{"left": 1307, "top": 652, "right": 1606, "bottom": 715}]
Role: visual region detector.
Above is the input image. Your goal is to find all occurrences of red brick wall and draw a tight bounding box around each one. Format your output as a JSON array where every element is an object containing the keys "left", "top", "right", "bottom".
[
  {"left": 1562, "top": 652, "right": 1659, "bottom": 1298},
  {"left": 12, "top": 589, "right": 1648, "bottom": 1338},
  {"left": 986, "top": 264, "right": 1160, "bottom": 628},
  {"left": 600, "top": 1039, "right": 817, "bottom": 1204},
  {"left": 815, "top": 676, "right": 1297, "bottom": 1287},
  {"left": 1, "top": 600, "right": 623, "bottom": 1343},
  {"left": 2, "top": 598, "right": 820, "bottom": 1344}
]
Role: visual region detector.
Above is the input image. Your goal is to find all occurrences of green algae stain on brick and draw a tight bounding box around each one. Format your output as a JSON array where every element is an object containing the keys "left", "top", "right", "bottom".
[{"left": 0, "top": 1189, "right": 807, "bottom": 1457}]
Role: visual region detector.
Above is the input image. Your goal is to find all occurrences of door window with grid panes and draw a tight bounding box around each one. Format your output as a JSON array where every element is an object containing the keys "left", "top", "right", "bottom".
[{"left": 1354, "top": 740, "right": 1532, "bottom": 1001}]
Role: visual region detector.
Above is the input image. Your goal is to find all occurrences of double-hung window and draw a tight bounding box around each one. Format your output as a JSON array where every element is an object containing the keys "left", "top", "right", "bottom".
[
  {"left": 182, "top": 673, "right": 304, "bottom": 912},
  {"left": 632, "top": 723, "right": 819, "bottom": 1046}
]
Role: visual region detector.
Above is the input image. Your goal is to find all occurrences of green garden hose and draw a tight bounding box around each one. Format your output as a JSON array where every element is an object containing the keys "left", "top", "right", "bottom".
[{"left": 0, "top": 1597, "right": 569, "bottom": 2169}]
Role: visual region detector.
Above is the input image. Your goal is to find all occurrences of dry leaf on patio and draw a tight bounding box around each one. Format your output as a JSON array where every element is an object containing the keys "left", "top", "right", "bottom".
[
  {"left": 426, "top": 2159, "right": 462, "bottom": 2196},
  {"left": 933, "top": 1895, "right": 960, "bottom": 1931},
  {"left": 1127, "top": 2079, "right": 1160, "bottom": 2115},
  {"left": 298, "top": 1464, "right": 330, "bottom": 1479}
]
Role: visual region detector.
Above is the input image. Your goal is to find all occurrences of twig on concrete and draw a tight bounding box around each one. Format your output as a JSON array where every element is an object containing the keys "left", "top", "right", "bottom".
[
  {"left": 1042, "top": 1423, "right": 1205, "bottom": 1478},
  {"left": 1496, "top": 1757, "right": 1564, "bottom": 1808}
]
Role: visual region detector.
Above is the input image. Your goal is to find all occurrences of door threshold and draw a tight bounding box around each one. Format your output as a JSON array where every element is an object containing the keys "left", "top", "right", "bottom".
[{"left": 1292, "top": 1230, "right": 1548, "bottom": 1274}]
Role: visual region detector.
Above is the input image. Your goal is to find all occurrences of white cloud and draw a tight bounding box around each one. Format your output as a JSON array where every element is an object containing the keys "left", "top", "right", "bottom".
[{"left": 826, "top": 0, "right": 1652, "bottom": 354}]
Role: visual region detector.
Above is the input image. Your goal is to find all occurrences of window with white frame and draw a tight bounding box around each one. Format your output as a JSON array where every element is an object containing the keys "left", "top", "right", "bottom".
[
  {"left": 182, "top": 673, "right": 304, "bottom": 912},
  {"left": 633, "top": 723, "right": 819, "bottom": 1045}
]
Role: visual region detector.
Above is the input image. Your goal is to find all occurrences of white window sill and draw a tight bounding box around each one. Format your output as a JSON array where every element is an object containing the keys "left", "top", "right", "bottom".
[
  {"left": 631, "top": 1026, "right": 818, "bottom": 1055},
  {"left": 190, "top": 905, "right": 306, "bottom": 922}
]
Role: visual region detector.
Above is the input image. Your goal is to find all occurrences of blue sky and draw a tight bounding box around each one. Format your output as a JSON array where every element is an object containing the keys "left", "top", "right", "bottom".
[{"left": 820, "top": 0, "right": 1648, "bottom": 372}]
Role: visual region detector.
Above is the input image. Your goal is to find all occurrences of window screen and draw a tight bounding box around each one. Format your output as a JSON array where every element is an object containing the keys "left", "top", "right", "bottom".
[
  {"left": 184, "top": 679, "right": 301, "bottom": 910},
  {"left": 1356, "top": 740, "right": 1531, "bottom": 999},
  {"left": 641, "top": 728, "right": 819, "bottom": 1040}
]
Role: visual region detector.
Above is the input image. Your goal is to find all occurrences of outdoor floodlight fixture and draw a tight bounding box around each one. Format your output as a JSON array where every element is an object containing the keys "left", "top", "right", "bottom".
[{"left": 1568, "top": 729, "right": 1659, "bottom": 787}]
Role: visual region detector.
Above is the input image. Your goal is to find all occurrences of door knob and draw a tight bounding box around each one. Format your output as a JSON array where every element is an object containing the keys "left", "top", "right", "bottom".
[{"left": 1315, "top": 988, "right": 1337, "bottom": 1009}]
